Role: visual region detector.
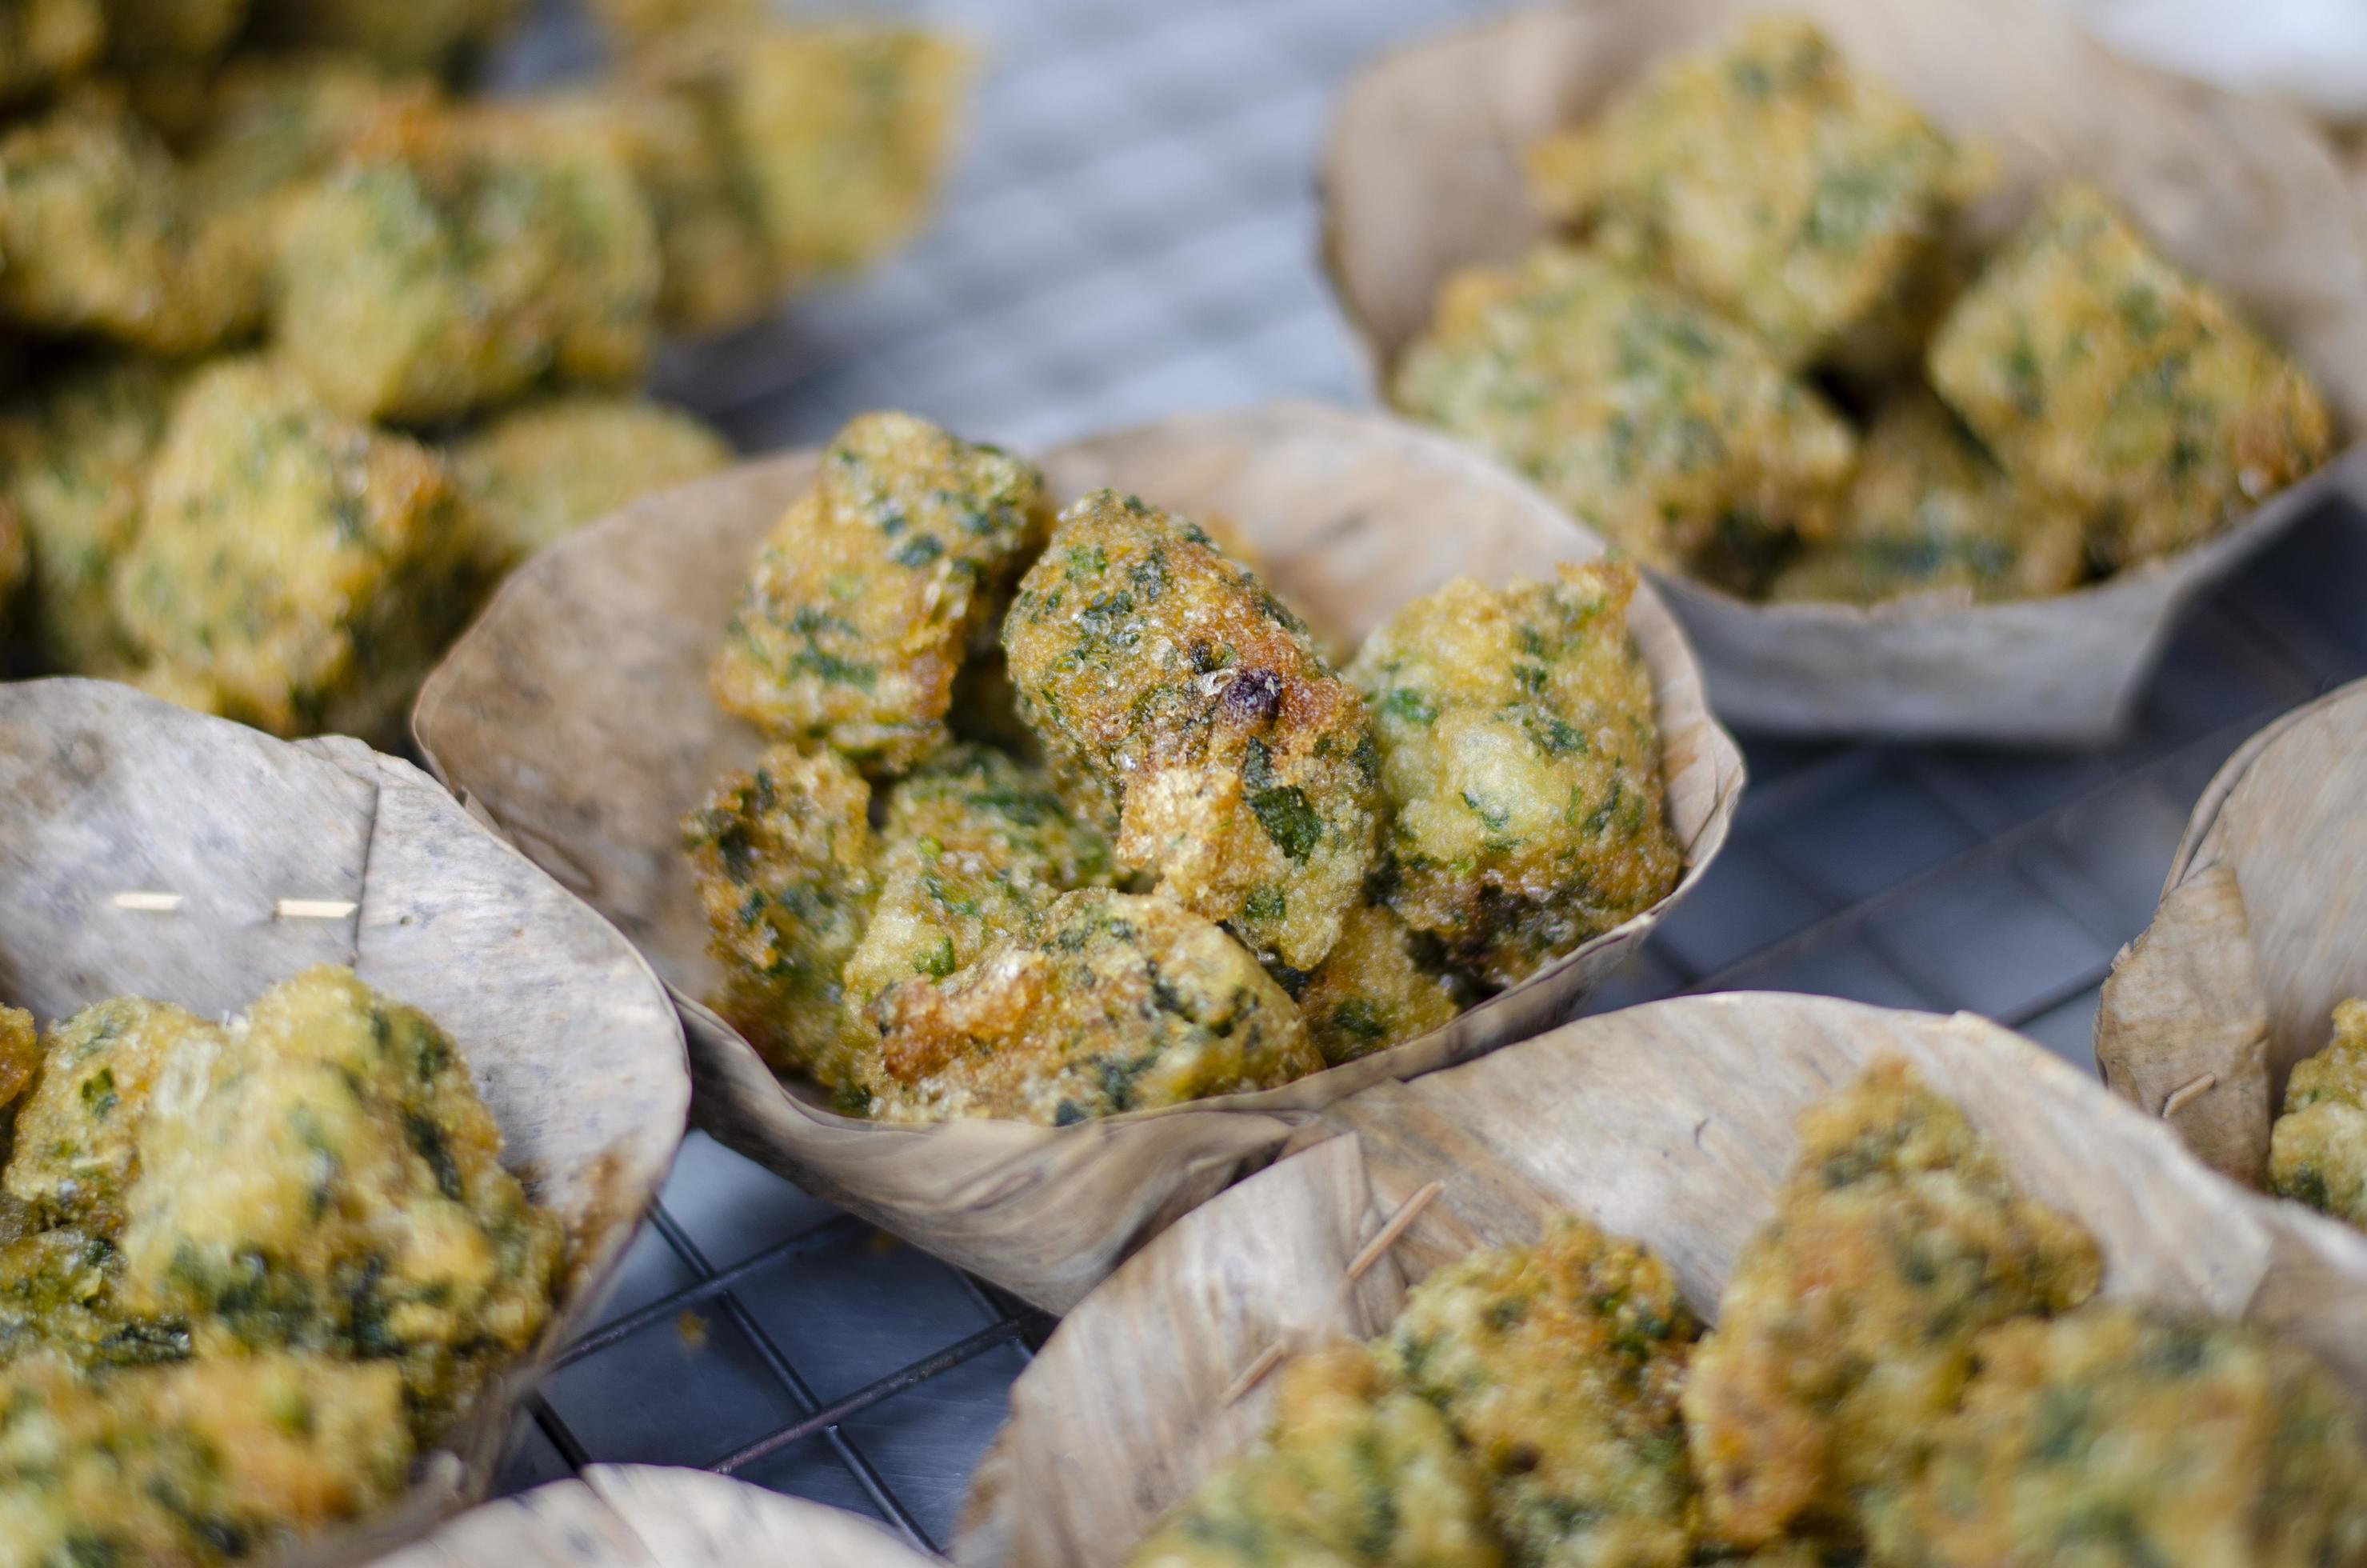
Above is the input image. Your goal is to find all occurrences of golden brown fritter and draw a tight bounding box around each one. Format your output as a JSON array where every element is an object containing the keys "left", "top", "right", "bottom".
[
  {"left": 838, "top": 743, "right": 1114, "bottom": 1032},
  {"left": 451, "top": 391, "right": 731, "bottom": 564},
  {"left": 1876, "top": 1307, "right": 2367, "bottom": 1568},
  {"left": 524, "top": 83, "right": 776, "bottom": 336},
  {"left": 0, "top": 1226, "right": 182, "bottom": 1370},
  {"left": 0, "top": 354, "right": 182, "bottom": 674},
  {"left": 186, "top": 52, "right": 423, "bottom": 223},
  {"left": 683, "top": 744, "right": 881, "bottom": 1098},
  {"left": 274, "top": 99, "right": 661, "bottom": 423},
  {"left": 1006, "top": 490, "right": 1381, "bottom": 972},
  {"left": 0, "top": 1350, "right": 414, "bottom": 1568},
  {"left": 1392, "top": 247, "right": 1857, "bottom": 578},
  {"left": 1767, "top": 390, "right": 2089, "bottom": 606},
  {"left": 2269, "top": 997, "right": 2367, "bottom": 1228},
  {"left": 1289, "top": 902, "right": 1462, "bottom": 1067},
  {"left": 1347, "top": 562, "right": 1681, "bottom": 991},
  {"left": 1681, "top": 1059, "right": 2102, "bottom": 1549},
  {"left": 110, "top": 357, "right": 489, "bottom": 741},
  {"left": 1526, "top": 15, "right": 1989, "bottom": 372},
  {"left": 245, "top": 0, "right": 528, "bottom": 71},
  {"left": 650, "top": 23, "right": 972, "bottom": 286},
  {"left": 0, "top": 972, "right": 558, "bottom": 1563},
  {"left": 0, "top": 1006, "right": 32, "bottom": 1115},
  {"left": 711, "top": 412, "right": 1053, "bottom": 770},
  {"left": 862, "top": 889, "right": 1321, "bottom": 1126},
  {"left": 112, "top": 966, "right": 561, "bottom": 1432},
  {"left": 1127, "top": 1342, "right": 1502, "bottom": 1568},
  {"left": 0, "top": 94, "right": 265, "bottom": 355},
  {"left": 1929, "top": 184, "right": 2331, "bottom": 570},
  {"left": 0, "top": 0, "right": 102, "bottom": 108},
  {"left": 4, "top": 995, "right": 201, "bottom": 1234},
  {"left": 1383, "top": 1216, "right": 1701, "bottom": 1568}
]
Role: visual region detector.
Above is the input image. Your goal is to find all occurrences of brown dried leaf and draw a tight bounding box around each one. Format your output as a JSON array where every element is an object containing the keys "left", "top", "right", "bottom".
[{"left": 2097, "top": 676, "right": 2367, "bottom": 1179}]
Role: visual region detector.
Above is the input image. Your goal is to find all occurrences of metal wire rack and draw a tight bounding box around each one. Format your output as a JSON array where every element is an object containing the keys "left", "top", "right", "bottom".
[{"left": 488, "top": 0, "right": 2367, "bottom": 1552}]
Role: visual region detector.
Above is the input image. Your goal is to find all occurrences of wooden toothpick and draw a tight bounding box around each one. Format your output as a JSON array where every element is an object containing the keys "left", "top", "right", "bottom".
[
  {"left": 2161, "top": 1072, "right": 2217, "bottom": 1118},
  {"left": 1218, "top": 1179, "right": 1445, "bottom": 1406}
]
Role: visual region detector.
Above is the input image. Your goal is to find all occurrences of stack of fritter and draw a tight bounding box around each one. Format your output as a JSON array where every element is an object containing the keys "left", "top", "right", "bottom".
[
  {"left": 685, "top": 411, "right": 1684, "bottom": 1124},
  {"left": 1130, "top": 1062, "right": 2367, "bottom": 1568},
  {"left": 1394, "top": 14, "right": 2332, "bottom": 608},
  {"left": 0, "top": 967, "right": 562, "bottom": 1568}
]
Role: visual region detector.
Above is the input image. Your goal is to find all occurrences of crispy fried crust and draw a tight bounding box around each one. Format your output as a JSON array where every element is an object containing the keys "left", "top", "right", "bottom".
[
  {"left": 0, "top": 1349, "right": 414, "bottom": 1567},
  {"left": 1130, "top": 1341, "right": 1502, "bottom": 1568},
  {"left": 1006, "top": 489, "right": 1381, "bottom": 970},
  {"left": 1877, "top": 1307, "right": 2367, "bottom": 1567},
  {"left": 682, "top": 744, "right": 880, "bottom": 1098},
  {"left": 838, "top": 742, "right": 1114, "bottom": 1026},
  {"left": 4, "top": 995, "right": 204, "bottom": 1234},
  {"left": 1681, "top": 1060, "right": 2102, "bottom": 1547},
  {"left": 711, "top": 412, "right": 1052, "bottom": 770},
  {"left": 1392, "top": 247, "right": 1857, "bottom": 578},
  {"left": 654, "top": 23, "right": 972, "bottom": 286},
  {"left": 112, "top": 967, "right": 561, "bottom": 1432},
  {"left": 186, "top": 52, "right": 423, "bottom": 222},
  {"left": 111, "top": 357, "right": 488, "bottom": 740},
  {"left": 274, "top": 100, "right": 660, "bottom": 422},
  {"left": 1288, "top": 902, "right": 1462, "bottom": 1067},
  {"left": 1768, "top": 390, "right": 2089, "bottom": 606},
  {"left": 0, "top": 356, "right": 182, "bottom": 674},
  {"left": 1929, "top": 185, "right": 2332, "bottom": 569},
  {"left": 863, "top": 890, "right": 1320, "bottom": 1126},
  {"left": 2270, "top": 998, "right": 2367, "bottom": 1228},
  {"left": 0, "top": 965, "right": 560, "bottom": 1548},
  {"left": 1348, "top": 562, "right": 1680, "bottom": 990},
  {"left": 1525, "top": 15, "right": 1989, "bottom": 372},
  {"left": 523, "top": 83, "right": 777, "bottom": 336},
  {"left": 0, "top": 1007, "right": 35, "bottom": 1122},
  {"left": 1383, "top": 1216, "right": 1701, "bottom": 1568},
  {"left": 0, "top": 94, "right": 265, "bottom": 355},
  {"left": 452, "top": 391, "right": 730, "bottom": 562}
]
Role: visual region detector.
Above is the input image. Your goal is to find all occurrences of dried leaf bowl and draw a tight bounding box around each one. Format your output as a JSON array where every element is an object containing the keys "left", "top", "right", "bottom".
[{"left": 414, "top": 400, "right": 1744, "bottom": 1310}]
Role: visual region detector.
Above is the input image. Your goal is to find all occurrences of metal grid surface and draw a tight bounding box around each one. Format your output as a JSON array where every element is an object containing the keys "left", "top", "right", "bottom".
[{"left": 488, "top": 0, "right": 2367, "bottom": 1550}]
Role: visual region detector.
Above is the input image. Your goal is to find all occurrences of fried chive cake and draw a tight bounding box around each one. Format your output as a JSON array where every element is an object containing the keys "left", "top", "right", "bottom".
[
  {"left": 1383, "top": 1216, "right": 1701, "bottom": 1568},
  {"left": 862, "top": 890, "right": 1321, "bottom": 1126},
  {"left": 1681, "top": 1060, "right": 2102, "bottom": 1547},
  {"left": 2269, "top": 998, "right": 2367, "bottom": 1229},
  {"left": 683, "top": 743, "right": 881, "bottom": 1100},
  {"left": 1392, "top": 247, "right": 1856, "bottom": 579},
  {"left": 274, "top": 99, "right": 660, "bottom": 423},
  {"left": 1929, "top": 184, "right": 2331, "bottom": 569},
  {"left": 1348, "top": 562, "right": 1680, "bottom": 990},
  {"left": 711, "top": 412, "right": 1052, "bottom": 770},
  {"left": 1005, "top": 489, "right": 1381, "bottom": 972},
  {"left": 1526, "top": 15, "right": 1989, "bottom": 374},
  {"left": 110, "top": 357, "right": 490, "bottom": 741}
]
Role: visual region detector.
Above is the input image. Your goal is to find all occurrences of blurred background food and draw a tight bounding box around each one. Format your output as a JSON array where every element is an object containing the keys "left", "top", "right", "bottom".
[{"left": 0, "top": 0, "right": 970, "bottom": 738}]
